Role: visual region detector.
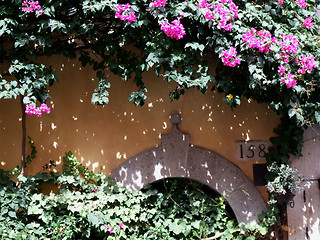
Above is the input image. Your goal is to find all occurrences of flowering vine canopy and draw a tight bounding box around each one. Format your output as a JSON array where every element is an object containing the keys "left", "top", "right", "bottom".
[{"left": 1, "top": 0, "right": 320, "bottom": 125}]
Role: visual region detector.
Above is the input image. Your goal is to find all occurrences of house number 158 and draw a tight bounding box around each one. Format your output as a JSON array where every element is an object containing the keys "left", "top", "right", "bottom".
[{"left": 236, "top": 141, "right": 269, "bottom": 161}]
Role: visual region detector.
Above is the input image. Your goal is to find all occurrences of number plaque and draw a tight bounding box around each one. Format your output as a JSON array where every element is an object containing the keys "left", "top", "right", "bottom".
[{"left": 236, "top": 141, "right": 269, "bottom": 161}]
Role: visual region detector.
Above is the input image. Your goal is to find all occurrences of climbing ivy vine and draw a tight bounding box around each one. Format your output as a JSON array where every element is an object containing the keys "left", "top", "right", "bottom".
[{"left": 0, "top": 153, "right": 271, "bottom": 239}]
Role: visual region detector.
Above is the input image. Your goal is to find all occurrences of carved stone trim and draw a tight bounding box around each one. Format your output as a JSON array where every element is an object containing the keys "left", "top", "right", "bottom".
[{"left": 110, "top": 114, "right": 266, "bottom": 224}]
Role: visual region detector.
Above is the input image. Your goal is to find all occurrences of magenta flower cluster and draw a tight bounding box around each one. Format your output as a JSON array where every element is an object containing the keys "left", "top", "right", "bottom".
[
  {"left": 278, "top": 54, "right": 317, "bottom": 89},
  {"left": 242, "top": 28, "right": 277, "bottom": 53},
  {"left": 280, "top": 35, "right": 299, "bottom": 54},
  {"left": 115, "top": 4, "right": 137, "bottom": 22},
  {"left": 242, "top": 26, "right": 317, "bottom": 89},
  {"left": 25, "top": 103, "right": 51, "bottom": 117},
  {"left": 280, "top": 71, "right": 297, "bottom": 88},
  {"left": 160, "top": 19, "right": 186, "bottom": 40},
  {"left": 276, "top": 35, "right": 300, "bottom": 88},
  {"left": 302, "top": 17, "right": 313, "bottom": 29},
  {"left": 277, "top": 35, "right": 300, "bottom": 71},
  {"left": 277, "top": 0, "right": 312, "bottom": 32},
  {"left": 278, "top": 66, "right": 285, "bottom": 75},
  {"left": 221, "top": 46, "right": 240, "bottom": 67},
  {"left": 297, "top": 55, "right": 317, "bottom": 74},
  {"left": 296, "top": 0, "right": 307, "bottom": 8},
  {"left": 197, "top": 0, "right": 238, "bottom": 31},
  {"left": 151, "top": 0, "right": 166, "bottom": 8},
  {"left": 278, "top": 0, "right": 307, "bottom": 8},
  {"left": 22, "top": 1, "right": 42, "bottom": 15},
  {"left": 279, "top": 42, "right": 317, "bottom": 87},
  {"left": 114, "top": 0, "right": 239, "bottom": 40},
  {"left": 277, "top": 34, "right": 307, "bottom": 88},
  {"left": 20, "top": 0, "right": 318, "bottom": 91}
]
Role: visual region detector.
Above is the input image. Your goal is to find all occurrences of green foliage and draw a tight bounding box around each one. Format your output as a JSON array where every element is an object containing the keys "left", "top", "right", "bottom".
[
  {"left": 1, "top": 1, "right": 318, "bottom": 238},
  {"left": 62, "top": 151, "right": 106, "bottom": 185},
  {"left": 26, "top": 136, "right": 37, "bottom": 166},
  {"left": 1, "top": 0, "right": 320, "bottom": 125},
  {"left": 266, "top": 162, "right": 309, "bottom": 195},
  {"left": 263, "top": 116, "right": 305, "bottom": 203},
  {"left": 0, "top": 153, "right": 272, "bottom": 239}
]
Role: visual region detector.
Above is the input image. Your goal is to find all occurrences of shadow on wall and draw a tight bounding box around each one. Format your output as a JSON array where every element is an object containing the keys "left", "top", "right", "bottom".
[
  {"left": 110, "top": 114, "right": 267, "bottom": 225},
  {"left": 287, "top": 125, "right": 320, "bottom": 239},
  {"left": 0, "top": 57, "right": 279, "bottom": 181}
]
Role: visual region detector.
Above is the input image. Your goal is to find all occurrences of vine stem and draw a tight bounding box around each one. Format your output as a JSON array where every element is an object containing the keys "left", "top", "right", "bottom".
[{"left": 20, "top": 96, "right": 26, "bottom": 177}]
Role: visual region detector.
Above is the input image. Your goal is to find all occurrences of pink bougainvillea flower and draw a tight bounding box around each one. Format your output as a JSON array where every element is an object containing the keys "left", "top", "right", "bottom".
[
  {"left": 161, "top": 19, "right": 186, "bottom": 40},
  {"left": 205, "top": 10, "right": 214, "bottom": 20},
  {"left": 221, "top": 46, "right": 241, "bottom": 67},
  {"left": 219, "top": 22, "right": 233, "bottom": 31},
  {"left": 39, "top": 103, "right": 51, "bottom": 114},
  {"left": 279, "top": 53, "right": 290, "bottom": 64},
  {"left": 150, "top": 0, "right": 166, "bottom": 7},
  {"left": 25, "top": 104, "right": 36, "bottom": 115},
  {"left": 197, "top": 0, "right": 238, "bottom": 31},
  {"left": 302, "top": 17, "right": 313, "bottom": 29},
  {"left": 119, "top": 222, "right": 124, "bottom": 228},
  {"left": 229, "top": 2, "right": 239, "bottom": 19},
  {"left": 281, "top": 72, "right": 297, "bottom": 88},
  {"left": 108, "top": 228, "right": 114, "bottom": 234},
  {"left": 278, "top": 0, "right": 284, "bottom": 4},
  {"left": 25, "top": 105, "right": 42, "bottom": 117},
  {"left": 296, "top": 0, "right": 307, "bottom": 9},
  {"left": 280, "top": 35, "right": 299, "bottom": 54},
  {"left": 115, "top": 3, "right": 137, "bottom": 22},
  {"left": 297, "top": 54, "right": 317, "bottom": 74},
  {"left": 25, "top": 103, "right": 51, "bottom": 117},
  {"left": 278, "top": 65, "right": 285, "bottom": 75},
  {"left": 197, "top": 0, "right": 210, "bottom": 8},
  {"left": 242, "top": 28, "right": 277, "bottom": 53},
  {"left": 22, "top": 0, "right": 42, "bottom": 14}
]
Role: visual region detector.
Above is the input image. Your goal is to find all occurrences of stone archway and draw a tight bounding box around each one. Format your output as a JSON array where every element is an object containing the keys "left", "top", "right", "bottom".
[{"left": 110, "top": 114, "right": 267, "bottom": 224}]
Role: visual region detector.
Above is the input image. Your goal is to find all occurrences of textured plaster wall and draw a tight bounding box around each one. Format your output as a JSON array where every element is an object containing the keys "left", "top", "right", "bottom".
[
  {"left": 0, "top": 56, "right": 280, "bottom": 201},
  {"left": 287, "top": 126, "right": 320, "bottom": 239}
]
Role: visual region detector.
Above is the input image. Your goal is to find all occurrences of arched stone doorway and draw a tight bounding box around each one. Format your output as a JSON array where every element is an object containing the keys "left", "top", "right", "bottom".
[{"left": 110, "top": 114, "right": 267, "bottom": 224}]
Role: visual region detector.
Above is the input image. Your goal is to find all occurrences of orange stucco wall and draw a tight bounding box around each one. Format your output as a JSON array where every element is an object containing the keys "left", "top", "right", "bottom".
[{"left": 0, "top": 56, "right": 280, "bottom": 201}]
